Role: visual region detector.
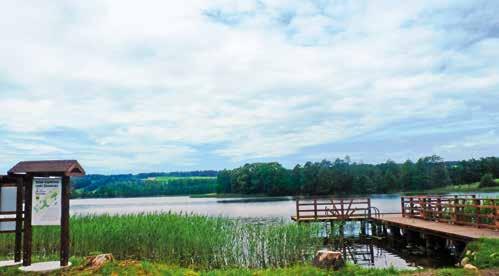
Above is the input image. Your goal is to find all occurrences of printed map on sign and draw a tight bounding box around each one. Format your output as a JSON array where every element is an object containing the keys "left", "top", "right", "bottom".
[{"left": 32, "top": 177, "right": 61, "bottom": 225}]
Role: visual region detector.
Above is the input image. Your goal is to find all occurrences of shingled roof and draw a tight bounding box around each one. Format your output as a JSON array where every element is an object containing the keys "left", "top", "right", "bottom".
[{"left": 8, "top": 160, "right": 85, "bottom": 176}]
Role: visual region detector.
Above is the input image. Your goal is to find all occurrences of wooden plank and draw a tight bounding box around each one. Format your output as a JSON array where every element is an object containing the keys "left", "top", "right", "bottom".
[{"left": 0, "top": 183, "right": 17, "bottom": 187}]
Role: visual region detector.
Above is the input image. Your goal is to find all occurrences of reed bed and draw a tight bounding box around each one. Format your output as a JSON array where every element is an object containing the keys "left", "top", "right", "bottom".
[{"left": 0, "top": 213, "right": 321, "bottom": 269}]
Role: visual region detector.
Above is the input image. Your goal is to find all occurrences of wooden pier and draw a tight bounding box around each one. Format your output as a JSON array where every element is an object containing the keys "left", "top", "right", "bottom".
[{"left": 292, "top": 196, "right": 499, "bottom": 243}]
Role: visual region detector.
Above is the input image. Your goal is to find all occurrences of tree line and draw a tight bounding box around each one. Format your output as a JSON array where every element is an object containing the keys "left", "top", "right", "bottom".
[
  {"left": 71, "top": 171, "right": 217, "bottom": 198},
  {"left": 217, "top": 156, "right": 499, "bottom": 196}
]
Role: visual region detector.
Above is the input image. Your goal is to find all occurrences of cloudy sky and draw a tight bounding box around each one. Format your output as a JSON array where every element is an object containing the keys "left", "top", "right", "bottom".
[{"left": 1, "top": 1, "right": 498, "bottom": 174}]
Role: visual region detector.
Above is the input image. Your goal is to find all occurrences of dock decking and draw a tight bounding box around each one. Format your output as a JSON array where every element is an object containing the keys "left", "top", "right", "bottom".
[{"left": 376, "top": 214, "right": 499, "bottom": 241}]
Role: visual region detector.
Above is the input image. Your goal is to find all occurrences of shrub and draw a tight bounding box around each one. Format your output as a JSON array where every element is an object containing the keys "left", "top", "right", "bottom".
[{"left": 479, "top": 173, "right": 496, "bottom": 188}]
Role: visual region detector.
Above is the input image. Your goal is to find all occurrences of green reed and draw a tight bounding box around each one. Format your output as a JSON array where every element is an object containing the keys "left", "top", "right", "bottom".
[{"left": 0, "top": 212, "right": 321, "bottom": 269}]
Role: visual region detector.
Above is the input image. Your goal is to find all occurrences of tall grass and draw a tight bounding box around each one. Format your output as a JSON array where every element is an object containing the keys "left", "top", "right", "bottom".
[{"left": 0, "top": 213, "right": 321, "bottom": 269}]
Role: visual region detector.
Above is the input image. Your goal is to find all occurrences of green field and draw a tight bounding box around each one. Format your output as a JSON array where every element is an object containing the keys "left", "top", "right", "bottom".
[
  {"left": 146, "top": 176, "right": 217, "bottom": 182},
  {"left": 420, "top": 179, "right": 499, "bottom": 194}
]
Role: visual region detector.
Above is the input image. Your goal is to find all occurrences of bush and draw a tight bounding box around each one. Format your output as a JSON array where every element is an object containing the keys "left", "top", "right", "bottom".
[
  {"left": 465, "top": 238, "right": 499, "bottom": 268},
  {"left": 479, "top": 173, "right": 497, "bottom": 188}
]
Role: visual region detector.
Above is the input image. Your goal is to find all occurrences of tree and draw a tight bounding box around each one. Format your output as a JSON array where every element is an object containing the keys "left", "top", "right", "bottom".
[
  {"left": 400, "top": 160, "right": 417, "bottom": 191},
  {"left": 217, "top": 170, "right": 232, "bottom": 193},
  {"left": 480, "top": 173, "right": 496, "bottom": 188}
]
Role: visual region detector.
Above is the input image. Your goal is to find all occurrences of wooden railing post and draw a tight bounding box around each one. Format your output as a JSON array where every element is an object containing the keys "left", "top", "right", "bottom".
[
  {"left": 436, "top": 197, "right": 442, "bottom": 221},
  {"left": 474, "top": 196, "right": 480, "bottom": 228},
  {"left": 296, "top": 199, "right": 300, "bottom": 220},
  {"left": 493, "top": 199, "right": 499, "bottom": 230},
  {"left": 340, "top": 199, "right": 344, "bottom": 218},
  {"left": 452, "top": 195, "right": 458, "bottom": 225},
  {"left": 314, "top": 199, "right": 318, "bottom": 219},
  {"left": 368, "top": 198, "right": 372, "bottom": 218},
  {"left": 422, "top": 197, "right": 427, "bottom": 220},
  {"left": 410, "top": 197, "right": 414, "bottom": 217},
  {"left": 401, "top": 197, "right": 405, "bottom": 217}
]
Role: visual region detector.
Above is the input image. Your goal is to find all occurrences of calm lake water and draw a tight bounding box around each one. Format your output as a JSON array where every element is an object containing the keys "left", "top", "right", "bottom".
[{"left": 71, "top": 192, "right": 499, "bottom": 219}]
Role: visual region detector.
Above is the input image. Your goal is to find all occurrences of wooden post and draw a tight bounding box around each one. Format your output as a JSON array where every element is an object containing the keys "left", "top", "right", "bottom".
[
  {"left": 340, "top": 199, "right": 344, "bottom": 218},
  {"left": 409, "top": 196, "right": 414, "bottom": 217},
  {"left": 295, "top": 199, "right": 300, "bottom": 220},
  {"left": 452, "top": 195, "right": 458, "bottom": 225},
  {"left": 436, "top": 197, "right": 442, "bottom": 222},
  {"left": 61, "top": 175, "right": 70, "bottom": 266},
  {"left": 367, "top": 198, "right": 372, "bottom": 218},
  {"left": 15, "top": 177, "right": 23, "bottom": 262},
  {"left": 23, "top": 175, "right": 33, "bottom": 266},
  {"left": 422, "top": 197, "right": 427, "bottom": 220},
  {"left": 401, "top": 197, "right": 405, "bottom": 217},
  {"left": 473, "top": 196, "right": 479, "bottom": 228},
  {"left": 493, "top": 199, "right": 499, "bottom": 230},
  {"left": 313, "top": 199, "right": 317, "bottom": 220}
]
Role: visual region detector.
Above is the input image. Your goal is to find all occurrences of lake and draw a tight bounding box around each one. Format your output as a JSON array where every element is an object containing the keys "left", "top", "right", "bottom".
[{"left": 71, "top": 192, "right": 499, "bottom": 219}]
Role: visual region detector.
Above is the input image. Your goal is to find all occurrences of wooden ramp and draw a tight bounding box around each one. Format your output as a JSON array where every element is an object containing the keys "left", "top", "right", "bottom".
[{"left": 376, "top": 214, "right": 499, "bottom": 241}]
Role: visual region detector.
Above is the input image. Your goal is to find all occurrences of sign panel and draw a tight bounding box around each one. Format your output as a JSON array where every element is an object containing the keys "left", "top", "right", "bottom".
[
  {"left": 32, "top": 177, "right": 62, "bottom": 226},
  {"left": 0, "top": 186, "right": 16, "bottom": 231}
]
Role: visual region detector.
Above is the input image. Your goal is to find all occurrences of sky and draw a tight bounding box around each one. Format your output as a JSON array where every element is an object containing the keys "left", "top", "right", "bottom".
[{"left": 0, "top": 1, "right": 498, "bottom": 174}]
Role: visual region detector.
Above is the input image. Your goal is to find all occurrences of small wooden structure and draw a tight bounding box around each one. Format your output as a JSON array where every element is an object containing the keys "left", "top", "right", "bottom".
[{"left": 1, "top": 160, "right": 85, "bottom": 268}]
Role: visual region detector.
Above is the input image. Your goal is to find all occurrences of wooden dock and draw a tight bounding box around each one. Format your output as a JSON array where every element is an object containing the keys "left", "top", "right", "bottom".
[
  {"left": 376, "top": 214, "right": 499, "bottom": 241},
  {"left": 292, "top": 196, "right": 499, "bottom": 242}
]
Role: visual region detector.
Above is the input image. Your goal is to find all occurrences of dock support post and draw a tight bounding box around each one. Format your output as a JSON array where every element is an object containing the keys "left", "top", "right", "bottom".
[
  {"left": 330, "top": 221, "right": 335, "bottom": 238},
  {"left": 371, "top": 222, "right": 377, "bottom": 236},
  {"left": 454, "top": 240, "right": 466, "bottom": 257}
]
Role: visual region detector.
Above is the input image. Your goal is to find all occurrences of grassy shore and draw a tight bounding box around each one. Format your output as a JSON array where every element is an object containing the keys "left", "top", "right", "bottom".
[
  {"left": 0, "top": 214, "right": 497, "bottom": 275},
  {"left": 0, "top": 257, "right": 486, "bottom": 275}
]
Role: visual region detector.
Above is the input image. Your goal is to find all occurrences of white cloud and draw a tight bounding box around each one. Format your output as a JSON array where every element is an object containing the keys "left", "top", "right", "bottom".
[
  {"left": 434, "top": 130, "right": 499, "bottom": 160},
  {"left": 0, "top": 0, "right": 498, "bottom": 172}
]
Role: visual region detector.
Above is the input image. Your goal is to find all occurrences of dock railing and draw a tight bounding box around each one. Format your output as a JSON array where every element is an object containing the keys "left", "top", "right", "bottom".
[
  {"left": 401, "top": 195, "right": 499, "bottom": 230},
  {"left": 294, "top": 197, "right": 371, "bottom": 221}
]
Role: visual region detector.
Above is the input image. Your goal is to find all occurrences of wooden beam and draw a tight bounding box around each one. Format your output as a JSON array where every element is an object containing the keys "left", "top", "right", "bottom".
[
  {"left": 60, "top": 176, "right": 70, "bottom": 266},
  {"left": 23, "top": 175, "right": 33, "bottom": 266},
  {"left": 15, "top": 176, "right": 23, "bottom": 262}
]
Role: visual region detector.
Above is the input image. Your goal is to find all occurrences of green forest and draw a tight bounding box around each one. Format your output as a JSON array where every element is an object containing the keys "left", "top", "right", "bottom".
[
  {"left": 71, "top": 156, "right": 499, "bottom": 198},
  {"left": 72, "top": 171, "right": 217, "bottom": 198},
  {"left": 217, "top": 156, "right": 499, "bottom": 196}
]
